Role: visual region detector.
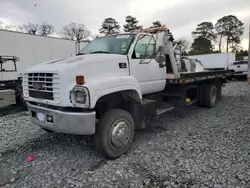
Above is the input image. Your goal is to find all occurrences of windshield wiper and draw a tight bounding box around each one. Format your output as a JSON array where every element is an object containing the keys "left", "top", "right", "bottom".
[
  {"left": 89, "top": 51, "right": 110, "bottom": 54},
  {"left": 77, "top": 52, "right": 85, "bottom": 56}
]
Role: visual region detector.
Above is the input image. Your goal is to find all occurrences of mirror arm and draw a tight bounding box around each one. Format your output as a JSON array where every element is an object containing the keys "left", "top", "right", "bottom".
[{"left": 139, "top": 52, "right": 156, "bottom": 64}]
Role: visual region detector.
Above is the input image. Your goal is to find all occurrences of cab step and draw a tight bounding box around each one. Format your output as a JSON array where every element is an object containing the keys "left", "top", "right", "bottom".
[{"left": 156, "top": 104, "right": 175, "bottom": 116}]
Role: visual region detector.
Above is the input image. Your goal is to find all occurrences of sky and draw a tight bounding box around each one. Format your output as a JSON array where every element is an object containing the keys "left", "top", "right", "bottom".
[{"left": 0, "top": 0, "right": 250, "bottom": 50}]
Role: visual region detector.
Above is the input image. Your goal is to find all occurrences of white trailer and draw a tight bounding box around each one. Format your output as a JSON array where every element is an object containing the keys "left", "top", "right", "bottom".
[
  {"left": 186, "top": 53, "right": 235, "bottom": 70},
  {"left": 0, "top": 30, "right": 88, "bottom": 108},
  {"left": 0, "top": 30, "right": 88, "bottom": 80}
]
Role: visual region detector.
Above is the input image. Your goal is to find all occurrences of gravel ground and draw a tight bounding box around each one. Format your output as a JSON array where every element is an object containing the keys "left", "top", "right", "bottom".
[{"left": 0, "top": 81, "right": 250, "bottom": 188}]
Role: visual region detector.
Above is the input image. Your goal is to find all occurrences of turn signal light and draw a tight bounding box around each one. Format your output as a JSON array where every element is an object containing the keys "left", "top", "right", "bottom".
[{"left": 76, "top": 75, "right": 85, "bottom": 85}]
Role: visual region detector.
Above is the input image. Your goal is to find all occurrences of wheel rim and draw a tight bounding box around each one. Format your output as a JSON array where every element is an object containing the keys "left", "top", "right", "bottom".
[
  {"left": 109, "top": 119, "right": 131, "bottom": 150},
  {"left": 211, "top": 88, "right": 217, "bottom": 104}
]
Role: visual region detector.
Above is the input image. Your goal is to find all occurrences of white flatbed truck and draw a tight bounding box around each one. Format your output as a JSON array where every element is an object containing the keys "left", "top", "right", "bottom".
[{"left": 23, "top": 27, "right": 232, "bottom": 159}]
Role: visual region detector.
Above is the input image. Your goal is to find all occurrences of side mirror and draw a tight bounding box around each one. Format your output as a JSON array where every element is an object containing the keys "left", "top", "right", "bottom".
[
  {"left": 157, "top": 46, "right": 164, "bottom": 53},
  {"left": 155, "top": 46, "right": 165, "bottom": 67},
  {"left": 155, "top": 53, "right": 166, "bottom": 66}
]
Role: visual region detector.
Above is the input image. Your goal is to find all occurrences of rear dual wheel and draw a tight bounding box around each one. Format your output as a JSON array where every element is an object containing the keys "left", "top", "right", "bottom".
[
  {"left": 203, "top": 85, "right": 218, "bottom": 108},
  {"left": 94, "top": 109, "right": 135, "bottom": 159}
]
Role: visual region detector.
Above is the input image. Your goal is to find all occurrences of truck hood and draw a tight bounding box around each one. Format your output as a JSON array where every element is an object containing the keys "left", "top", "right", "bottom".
[{"left": 25, "top": 54, "right": 127, "bottom": 73}]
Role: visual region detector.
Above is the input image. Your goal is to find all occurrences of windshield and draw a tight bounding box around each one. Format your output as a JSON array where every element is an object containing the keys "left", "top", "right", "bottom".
[
  {"left": 79, "top": 34, "right": 135, "bottom": 55},
  {"left": 233, "top": 60, "right": 248, "bottom": 65}
]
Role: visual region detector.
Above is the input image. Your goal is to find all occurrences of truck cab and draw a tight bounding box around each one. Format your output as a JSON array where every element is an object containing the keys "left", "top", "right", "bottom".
[{"left": 23, "top": 27, "right": 231, "bottom": 159}]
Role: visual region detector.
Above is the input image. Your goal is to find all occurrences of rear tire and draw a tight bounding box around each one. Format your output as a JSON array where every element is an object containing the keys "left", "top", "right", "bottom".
[
  {"left": 94, "top": 109, "right": 135, "bottom": 159},
  {"left": 203, "top": 85, "right": 217, "bottom": 108}
]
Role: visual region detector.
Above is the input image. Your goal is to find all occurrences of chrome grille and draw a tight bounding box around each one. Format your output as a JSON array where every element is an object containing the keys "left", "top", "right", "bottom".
[
  {"left": 28, "top": 73, "right": 53, "bottom": 91},
  {"left": 23, "top": 73, "right": 60, "bottom": 101}
]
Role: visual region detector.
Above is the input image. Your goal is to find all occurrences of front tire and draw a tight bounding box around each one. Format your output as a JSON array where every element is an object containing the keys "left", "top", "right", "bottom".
[{"left": 94, "top": 109, "right": 135, "bottom": 159}]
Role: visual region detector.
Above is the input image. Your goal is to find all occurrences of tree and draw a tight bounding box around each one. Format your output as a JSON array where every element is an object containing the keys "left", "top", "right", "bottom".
[
  {"left": 215, "top": 15, "right": 244, "bottom": 52},
  {"left": 176, "top": 37, "right": 190, "bottom": 54},
  {"left": 15, "top": 25, "right": 25, "bottom": 33},
  {"left": 99, "top": 18, "right": 120, "bottom": 35},
  {"left": 72, "top": 23, "right": 90, "bottom": 41},
  {"left": 0, "top": 21, "right": 4, "bottom": 29},
  {"left": 61, "top": 22, "right": 90, "bottom": 41},
  {"left": 151, "top": 21, "right": 162, "bottom": 28},
  {"left": 23, "top": 22, "right": 39, "bottom": 35},
  {"left": 61, "top": 24, "right": 74, "bottom": 40},
  {"left": 39, "top": 22, "right": 54, "bottom": 36},
  {"left": 236, "top": 50, "right": 248, "bottom": 60},
  {"left": 123, "top": 15, "right": 142, "bottom": 32},
  {"left": 189, "top": 37, "right": 213, "bottom": 55},
  {"left": 3, "top": 24, "right": 12, "bottom": 31},
  {"left": 192, "top": 22, "right": 216, "bottom": 41},
  {"left": 4, "top": 25, "right": 23, "bottom": 32},
  {"left": 190, "top": 22, "right": 215, "bottom": 55}
]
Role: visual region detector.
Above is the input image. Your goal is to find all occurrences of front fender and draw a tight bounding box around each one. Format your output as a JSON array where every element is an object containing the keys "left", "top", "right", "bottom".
[{"left": 84, "top": 76, "right": 142, "bottom": 108}]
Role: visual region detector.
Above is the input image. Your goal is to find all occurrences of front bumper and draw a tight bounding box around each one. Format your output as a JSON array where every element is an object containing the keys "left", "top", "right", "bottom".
[
  {"left": 27, "top": 102, "right": 96, "bottom": 135},
  {"left": 233, "top": 71, "right": 248, "bottom": 76}
]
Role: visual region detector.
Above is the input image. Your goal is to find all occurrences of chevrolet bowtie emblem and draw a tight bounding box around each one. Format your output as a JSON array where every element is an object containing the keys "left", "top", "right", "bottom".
[{"left": 33, "top": 82, "right": 44, "bottom": 90}]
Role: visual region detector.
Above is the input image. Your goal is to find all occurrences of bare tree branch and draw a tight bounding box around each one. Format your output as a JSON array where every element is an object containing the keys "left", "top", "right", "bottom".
[
  {"left": 176, "top": 37, "right": 190, "bottom": 53},
  {"left": 61, "top": 22, "right": 90, "bottom": 41},
  {"left": 39, "top": 22, "right": 54, "bottom": 36},
  {"left": 23, "top": 22, "right": 39, "bottom": 35},
  {"left": 0, "top": 21, "right": 5, "bottom": 30}
]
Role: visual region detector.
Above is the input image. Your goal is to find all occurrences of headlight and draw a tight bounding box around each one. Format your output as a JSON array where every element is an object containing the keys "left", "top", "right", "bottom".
[
  {"left": 70, "top": 86, "right": 89, "bottom": 108},
  {"left": 75, "top": 89, "right": 86, "bottom": 103}
]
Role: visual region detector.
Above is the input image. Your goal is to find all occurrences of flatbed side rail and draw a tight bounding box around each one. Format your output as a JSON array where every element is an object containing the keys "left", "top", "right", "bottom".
[{"left": 166, "top": 70, "right": 233, "bottom": 85}]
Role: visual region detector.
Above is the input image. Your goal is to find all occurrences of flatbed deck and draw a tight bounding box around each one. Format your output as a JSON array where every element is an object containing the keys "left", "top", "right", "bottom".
[{"left": 166, "top": 70, "right": 233, "bottom": 84}]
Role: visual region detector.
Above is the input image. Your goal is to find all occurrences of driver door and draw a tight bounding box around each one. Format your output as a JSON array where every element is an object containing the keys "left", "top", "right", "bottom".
[{"left": 129, "top": 35, "right": 166, "bottom": 95}]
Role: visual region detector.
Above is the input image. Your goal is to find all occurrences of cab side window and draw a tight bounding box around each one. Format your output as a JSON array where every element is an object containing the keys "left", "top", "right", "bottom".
[{"left": 133, "top": 35, "right": 156, "bottom": 59}]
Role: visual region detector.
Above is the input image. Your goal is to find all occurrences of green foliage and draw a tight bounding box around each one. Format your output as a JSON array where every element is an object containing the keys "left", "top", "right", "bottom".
[
  {"left": 151, "top": 21, "right": 162, "bottom": 28},
  {"left": 99, "top": 18, "right": 120, "bottom": 35},
  {"left": 189, "top": 37, "right": 213, "bottom": 55},
  {"left": 236, "top": 50, "right": 248, "bottom": 60},
  {"left": 190, "top": 22, "right": 215, "bottom": 55},
  {"left": 192, "top": 22, "right": 216, "bottom": 40},
  {"left": 123, "top": 16, "right": 142, "bottom": 32},
  {"left": 215, "top": 15, "right": 244, "bottom": 52}
]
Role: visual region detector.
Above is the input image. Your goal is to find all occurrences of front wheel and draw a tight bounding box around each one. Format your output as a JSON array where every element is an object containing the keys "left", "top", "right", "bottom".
[{"left": 94, "top": 109, "right": 135, "bottom": 159}]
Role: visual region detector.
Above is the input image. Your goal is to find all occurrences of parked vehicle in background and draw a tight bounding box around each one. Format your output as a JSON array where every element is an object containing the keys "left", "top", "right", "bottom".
[
  {"left": 0, "top": 30, "right": 88, "bottom": 81},
  {"left": 0, "top": 30, "right": 88, "bottom": 108},
  {"left": 229, "top": 60, "right": 248, "bottom": 78},
  {"left": 186, "top": 53, "right": 235, "bottom": 70},
  {"left": 0, "top": 56, "right": 23, "bottom": 108}
]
